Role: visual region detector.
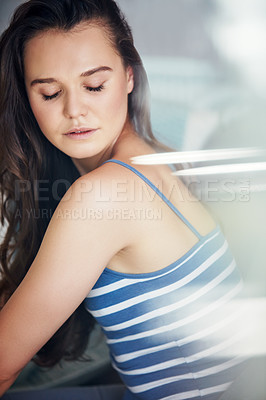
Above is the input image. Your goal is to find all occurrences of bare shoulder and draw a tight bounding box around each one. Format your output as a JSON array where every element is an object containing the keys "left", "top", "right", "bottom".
[
  {"left": 69, "top": 160, "right": 137, "bottom": 206},
  {"left": 97, "top": 157, "right": 215, "bottom": 236},
  {"left": 100, "top": 157, "right": 216, "bottom": 236},
  {"left": 57, "top": 161, "right": 142, "bottom": 244}
]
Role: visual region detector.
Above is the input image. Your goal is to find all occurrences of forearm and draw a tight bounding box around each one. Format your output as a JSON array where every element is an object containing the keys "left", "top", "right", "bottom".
[{"left": 0, "top": 372, "right": 20, "bottom": 398}]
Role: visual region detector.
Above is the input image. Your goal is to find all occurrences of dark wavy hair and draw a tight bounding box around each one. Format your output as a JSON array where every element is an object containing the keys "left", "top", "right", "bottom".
[{"left": 0, "top": 0, "right": 172, "bottom": 367}]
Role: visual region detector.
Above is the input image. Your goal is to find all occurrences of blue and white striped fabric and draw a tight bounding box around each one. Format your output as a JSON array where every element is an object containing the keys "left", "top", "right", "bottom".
[{"left": 84, "top": 159, "right": 246, "bottom": 400}]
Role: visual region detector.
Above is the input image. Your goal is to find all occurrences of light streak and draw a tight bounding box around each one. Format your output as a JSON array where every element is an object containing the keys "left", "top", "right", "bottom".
[
  {"left": 131, "top": 148, "right": 266, "bottom": 165},
  {"left": 172, "top": 162, "right": 266, "bottom": 176}
]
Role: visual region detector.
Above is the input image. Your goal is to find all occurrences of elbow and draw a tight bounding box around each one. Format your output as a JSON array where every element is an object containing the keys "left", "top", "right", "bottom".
[
  {"left": 0, "top": 350, "right": 24, "bottom": 381},
  {"left": 0, "top": 348, "right": 25, "bottom": 388},
  {"left": 0, "top": 373, "right": 14, "bottom": 383},
  {"left": 0, "top": 364, "right": 21, "bottom": 385},
  {"left": 0, "top": 369, "right": 21, "bottom": 397}
]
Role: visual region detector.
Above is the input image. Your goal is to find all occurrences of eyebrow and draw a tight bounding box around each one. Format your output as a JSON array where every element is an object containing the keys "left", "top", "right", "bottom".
[{"left": 30, "top": 66, "right": 112, "bottom": 86}]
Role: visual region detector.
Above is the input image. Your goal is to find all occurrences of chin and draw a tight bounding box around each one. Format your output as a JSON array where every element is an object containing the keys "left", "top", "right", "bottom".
[{"left": 68, "top": 149, "right": 105, "bottom": 162}]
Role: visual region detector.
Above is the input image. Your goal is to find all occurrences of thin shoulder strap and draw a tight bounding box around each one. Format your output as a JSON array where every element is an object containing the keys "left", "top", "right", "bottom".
[{"left": 102, "top": 159, "right": 202, "bottom": 240}]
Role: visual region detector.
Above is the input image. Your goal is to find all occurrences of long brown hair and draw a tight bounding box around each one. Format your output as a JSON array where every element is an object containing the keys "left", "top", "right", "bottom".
[{"left": 0, "top": 0, "right": 173, "bottom": 366}]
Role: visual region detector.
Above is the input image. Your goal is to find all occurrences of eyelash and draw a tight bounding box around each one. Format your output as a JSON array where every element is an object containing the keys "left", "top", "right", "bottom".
[
  {"left": 87, "top": 84, "right": 104, "bottom": 93},
  {"left": 42, "top": 84, "right": 104, "bottom": 101},
  {"left": 43, "top": 92, "right": 60, "bottom": 101}
]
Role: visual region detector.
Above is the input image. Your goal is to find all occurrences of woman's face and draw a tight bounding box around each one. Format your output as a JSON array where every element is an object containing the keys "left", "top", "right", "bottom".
[{"left": 24, "top": 23, "right": 134, "bottom": 170}]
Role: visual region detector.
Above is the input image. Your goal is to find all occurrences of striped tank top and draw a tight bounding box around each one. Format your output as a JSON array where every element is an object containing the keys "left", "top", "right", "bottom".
[{"left": 84, "top": 159, "right": 246, "bottom": 400}]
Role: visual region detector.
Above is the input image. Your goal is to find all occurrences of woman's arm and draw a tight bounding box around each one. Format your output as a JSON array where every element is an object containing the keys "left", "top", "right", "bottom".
[
  {"left": 0, "top": 373, "right": 21, "bottom": 397},
  {"left": 0, "top": 168, "right": 133, "bottom": 395}
]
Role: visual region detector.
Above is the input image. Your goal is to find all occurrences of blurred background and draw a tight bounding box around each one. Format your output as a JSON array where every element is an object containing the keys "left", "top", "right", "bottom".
[{"left": 0, "top": 0, "right": 265, "bottom": 398}]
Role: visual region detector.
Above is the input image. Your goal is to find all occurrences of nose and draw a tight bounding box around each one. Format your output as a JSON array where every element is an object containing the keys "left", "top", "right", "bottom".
[{"left": 63, "top": 91, "right": 88, "bottom": 119}]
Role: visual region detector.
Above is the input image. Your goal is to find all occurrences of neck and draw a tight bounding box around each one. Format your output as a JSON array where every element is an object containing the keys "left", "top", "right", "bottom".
[{"left": 71, "top": 148, "right": 113, "bottom": 176}]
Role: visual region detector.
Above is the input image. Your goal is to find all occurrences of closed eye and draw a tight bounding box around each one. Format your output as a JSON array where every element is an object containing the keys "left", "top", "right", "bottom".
[
  {"left": 42, "top": 84, "right": 104, "bottom": 101},
  {"left": 42, "top": 91, "right": 61, "bottom": 101},
  {"left": 86, "top": 84, "right": 104, "bottom": 92}
]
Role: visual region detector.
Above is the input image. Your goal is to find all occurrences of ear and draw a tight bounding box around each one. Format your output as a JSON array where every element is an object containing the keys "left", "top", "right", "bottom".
[{"left": 126, "top": 66, "right": 134, "bottom": 94}]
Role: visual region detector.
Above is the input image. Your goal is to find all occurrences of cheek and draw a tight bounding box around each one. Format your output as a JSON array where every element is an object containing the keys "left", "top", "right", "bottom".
[
  {"left": 31, "top": 107, "right": 44, "bottom": 125},
  {"left": 29, "top": 99, "right": 55, "bottom": 135},
  {"left": 102, "top": 82, "right": 129, "bottom": 120},
  {"left": 28, "top": 97, "right": 44, "bottom": 124}
]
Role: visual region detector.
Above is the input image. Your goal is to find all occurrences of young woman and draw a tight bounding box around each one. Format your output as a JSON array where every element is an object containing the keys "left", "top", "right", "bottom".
[{"left": 0, "top": 0, "right": 246, "bottom": 399}]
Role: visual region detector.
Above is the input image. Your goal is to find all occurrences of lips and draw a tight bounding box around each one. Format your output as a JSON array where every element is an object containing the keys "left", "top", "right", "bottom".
[
  {"left": 63, "top": 127, "right": 98, "bottom": 140},
  {"left": 64, "top": 127, "right": 96, "bottom": 135}
]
